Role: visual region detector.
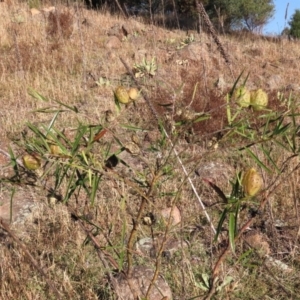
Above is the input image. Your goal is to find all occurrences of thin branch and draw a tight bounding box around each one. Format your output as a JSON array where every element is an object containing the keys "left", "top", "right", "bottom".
[
  {"left": 114, "top": 0, "right": 128, "bottom": 18},
  {"left": 119, "top": 56, "right": 216, "bottom": 236}
]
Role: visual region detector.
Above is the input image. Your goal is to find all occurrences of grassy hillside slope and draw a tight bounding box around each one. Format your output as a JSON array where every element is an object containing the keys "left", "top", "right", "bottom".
[{"left": 0, "top": 1, "right": 300, "bottom": 299}]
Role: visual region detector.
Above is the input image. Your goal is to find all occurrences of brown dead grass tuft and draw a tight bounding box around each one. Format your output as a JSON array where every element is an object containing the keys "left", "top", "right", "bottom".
[{"left": 46, "top": 10, "right": 74, "bottom": 39}]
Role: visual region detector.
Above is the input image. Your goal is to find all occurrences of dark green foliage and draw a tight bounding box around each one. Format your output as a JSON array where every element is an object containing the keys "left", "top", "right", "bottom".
[
  {"left": 281, "top": 26, "right": 291, "bottom": 36},
  {"left": 239, "top": 0, "right": 275, "bottom": 32},
  {"left": 204, "top": 0, "right": 274, "bottom": 32},
  {"left": 82, "top": 0, "right": 273, "bottom": 33},
  {"left": 289, "top": 9, "right": 300, "bottom": 38}
]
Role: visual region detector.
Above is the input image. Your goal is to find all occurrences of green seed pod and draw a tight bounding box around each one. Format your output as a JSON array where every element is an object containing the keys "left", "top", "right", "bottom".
[
  {"left": 115, "top": 86, "right": 130, "bottom": 104},
  {"left": 50, "top": 144, "right": 62, "bottom": 155},
  {"left": 250, "top": 89, "right": 268, "bottom": 111},
  {"left": 242, "top": 168, "right": 263, "bottom": 196},
  {"left": 128, "top": 87, "right": 139, "bottom": 101},
  {"left": 22, "top": 154, "right": 41, "bottom": 171},
  {"left": 234, "top": 86, "right": 251, "bottom": 108}
]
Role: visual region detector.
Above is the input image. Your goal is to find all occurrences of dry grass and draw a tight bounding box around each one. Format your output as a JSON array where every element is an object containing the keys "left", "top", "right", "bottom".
[{"left": 0, "top": 1, "right": 300, "bottom": 299}]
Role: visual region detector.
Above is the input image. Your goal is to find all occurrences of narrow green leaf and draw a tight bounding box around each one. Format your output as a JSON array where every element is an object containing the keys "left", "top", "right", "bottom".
[
  {"left": 71, "top": 125, "right": 88, "bottom": 154},
  {"left": 114, "top": 93, "right": 121, "bottom": 114},
  {"left": 242, "top": 72, "right": 250, "bottom": 86},
  {"left": 259, "top": 145, "right": 280, "bottom": 173},
  {"left": 88, "top": 169, "right": 92, "bottom": 187},
  {"left": 120, "top": 124, "right": 144, "bottom": 131},
  {"left": 216, "top": 276, "right": 234, "bottom": 292},
  {"left": 204, "top": 179, "right": 228, "bottom": 203},
  {"left": 194, "top": 281, "right": 209, "bottom": 291},
  {"left": 51, "top": 127, "right": 73, "bottom": 148},
  {"left": 46, "top": 111, "right": 61, "bottom": 134},
  {"left": 63, "top": 168, "right": 76, "bottom": 203},
  {"left": 274, "top": 122, "right": 291, "bottom": 136},
  {"left": 28, "top": 88, "right": 49, "bottom": 102},
  {"left": 81, "top": 150, "right": 89, "bottom": 166},
  {"left": 201, "top": 273, "right": 210, "bottom": 289},
  {"left": 27, "top": 122, "right": 47, "bottom": 139},
  {"left": 238, "top": 249, "right": 253, "bottom": 263},
  {"left": 214, "top": 207, "right": 228, "bottom": 242},
  {"left": 90, "top": 174, "right": 101, "bottom": 205},
  {"left": 226, "top": 93, "right": 232, "bottom": 125},
  {"left": 31, "top": 107, "right": 66, "bottom": 113},
  {"left": 8, "top": 147, "right": 20, "bottom": 178},
  {"left": 284, "top": 133, "right": 296, "bottom": 153},
  {"left": 192, "top": 114, "right": 210, "bottom": 123},
  {"left": 112, "top": 134, "right": 125, "bottom": 149},
  {"left": 52, "top": 98, "right": 78, "bottom": 113},
  {"left": 274, "top": 139, "right": 292, "bottom": 152},
  {"left": 230, "top": 171, "right": 243, "bottom": 199},
  {"left": 262, "top": 114, "right": 272, "bottom": 136},
  {"left": 228, "top": 212, "right": 236, "bottom": 253},
  {"left": 245, "top": 148, "right": 272, "bottom": 173},
  {"left": 228, "top": 70, "right": 245, "bottom": 98}
]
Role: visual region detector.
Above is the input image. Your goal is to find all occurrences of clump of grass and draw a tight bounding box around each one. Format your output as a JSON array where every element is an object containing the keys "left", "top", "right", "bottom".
[
  {"left": 47, "top": 10, "right": 74, "bottom": 39},
  {"left": 28, "top": 0, "right": 40, "bottom": 9}
]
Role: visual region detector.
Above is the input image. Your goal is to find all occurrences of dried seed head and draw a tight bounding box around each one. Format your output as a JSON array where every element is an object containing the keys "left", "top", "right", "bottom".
[
  {"left": 115, "top": 86, "right": 130, "bottom": 104},
  {"left": 124, "top": 142, "right": 140, "bottom": 155},
  {"left": 242, "top": 168, "right": 263, "bottom": 196},
  {"left": 250, "top": 89, "right": 268, "bottom": 111},
  {"left": 128, "top": 87, "right": 139, "bottom": 101},
  {"left": 22, "top": 153, "right": 41, "bottom": 170},
  {"left": 234, "top": 86, "right": 251, "bottom": 108},
  {"left": 50, "top": 144, "right": 62, "bottom": 155}
]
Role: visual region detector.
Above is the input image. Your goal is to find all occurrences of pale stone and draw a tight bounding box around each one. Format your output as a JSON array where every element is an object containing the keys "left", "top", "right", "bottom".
[{"left": 160, "top": 206, "right": 181, "bottom": 226}]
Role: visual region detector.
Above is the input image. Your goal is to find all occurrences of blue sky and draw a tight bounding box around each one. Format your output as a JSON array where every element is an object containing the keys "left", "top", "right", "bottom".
[{"left": 264, "top": 0, "right": 300, "bottom": 35}]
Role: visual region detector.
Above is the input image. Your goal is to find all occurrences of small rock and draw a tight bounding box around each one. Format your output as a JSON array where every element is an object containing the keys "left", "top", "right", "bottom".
[
  {"left": 160, "top": 206, "right": 181, "bottom": 227},
  {"left": 135, "top": 237, "right": 154, "bottom": 256},
  {"left": 267, "top": 74, "right": 282, "bottom": 90},
  {"left": 266, "top": 256, "right": 293, "bottom": 272}
]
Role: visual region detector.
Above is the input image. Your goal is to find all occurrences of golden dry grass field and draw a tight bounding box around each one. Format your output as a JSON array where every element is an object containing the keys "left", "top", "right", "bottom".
[{"left": 0, "top": 1, "right": 300, "bottom": 299}]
